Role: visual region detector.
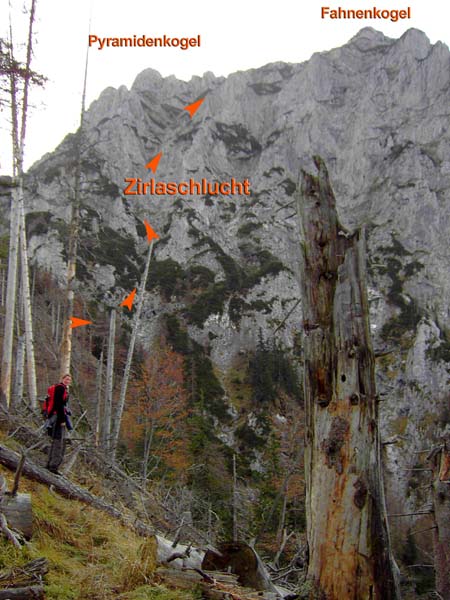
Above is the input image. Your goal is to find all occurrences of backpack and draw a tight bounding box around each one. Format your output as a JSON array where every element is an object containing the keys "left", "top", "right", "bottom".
[{"left": 42, "top": 384, "right": 67, "bottom": 418}]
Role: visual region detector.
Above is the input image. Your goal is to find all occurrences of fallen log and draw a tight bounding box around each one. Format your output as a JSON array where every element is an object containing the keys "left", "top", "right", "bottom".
[
  {"left": 0, "top": 410, "right": 216, "bottom": 551},
  {"left": 0, "top": 558, "right": 48, "bottom": 589},
  {"left": 202, "top": 542, "right": 281, "bottom": 597},
  {"left": 157, "top": 567, "right": 279, "bottom": 600},
  {"left": 0, "top": 586, "right": 44, "bottom": 599},
  {"left": 0, "top": 443, "right": 155, "bottom": 538},
  {"left": 0, "top": 444, "right": 205, "bottom": 570}
]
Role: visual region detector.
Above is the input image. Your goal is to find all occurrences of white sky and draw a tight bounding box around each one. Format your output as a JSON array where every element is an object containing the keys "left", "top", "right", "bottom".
[{"left": 1, "top": 0, "right": 449, "bottom": 173}]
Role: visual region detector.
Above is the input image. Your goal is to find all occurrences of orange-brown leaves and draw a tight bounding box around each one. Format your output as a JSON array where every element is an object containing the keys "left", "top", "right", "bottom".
[{"left": 123, "top": 345, "right": 191, "bottom": 479}]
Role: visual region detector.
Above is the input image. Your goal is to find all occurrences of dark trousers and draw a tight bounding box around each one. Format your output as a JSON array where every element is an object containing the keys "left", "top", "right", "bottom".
[{"left": 47, "top": 423, "right": 66, "bottom": 471}]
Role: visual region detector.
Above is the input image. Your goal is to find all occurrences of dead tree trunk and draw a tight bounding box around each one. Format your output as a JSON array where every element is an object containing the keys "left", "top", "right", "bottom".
[
  {"left": 12, "top": 334, "right": 25, "bottom": 407},
  {"left": 60, "top": 47, "right": 89, "bottom": 375},
  {"left": 95, "top": 350, "right": 104, "bottom": 447},
  {"left": 298, "top": 157, "right": 400, "bottom": 599},
  {"left": 428, "top": 438, "right": 450, "bottom": 599},
  {"left": 19, "top": 200, "right": 37, "bottom": 408},
  {"left": 1, "top": 183, "right": 20, "bottom": 408},
  {"left": 111, "top": 240, "right": 155, "bottom": 460},
  {"left": 103, "top": 310, "right": 116, "bottom": 452}
]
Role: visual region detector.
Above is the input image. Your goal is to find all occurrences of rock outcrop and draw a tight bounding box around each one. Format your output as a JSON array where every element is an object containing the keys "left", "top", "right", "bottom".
[{"left": 19, "top": 27, "right": 450, "bottom": 542}]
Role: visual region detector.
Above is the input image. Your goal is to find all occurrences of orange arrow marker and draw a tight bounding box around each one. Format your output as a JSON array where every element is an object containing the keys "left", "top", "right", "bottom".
[
  {"left": 144, "top": 219, "right": 160, "bottom": 243},
  {"left": 184, "top": 98, "right": 204, "bottom": 119},
  {"left": 120, "top": 288, "right": 136, "bottom": 311},
  {"left": 70, "top": 317, "right": 92, "bottom": 329},
  {"left": 145, "top": 152, "right": 162, "bottom": 173}
]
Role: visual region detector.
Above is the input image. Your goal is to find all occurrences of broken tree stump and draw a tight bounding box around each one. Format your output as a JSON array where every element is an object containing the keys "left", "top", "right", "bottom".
[
  {"left": 0, "top": 493, "right": 32, "bottom": 540},
  {"left": 0, "top": 470, "right": 32, "bottom": 540},
  {"left": 428, "top": 438, "right": 450, "bottom": 599},
  {"left": 298, "top": 157, "right": 400, "bottom": 599}
]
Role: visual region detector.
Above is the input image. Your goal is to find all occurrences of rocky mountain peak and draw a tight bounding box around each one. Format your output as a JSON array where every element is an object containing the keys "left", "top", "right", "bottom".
[{"left": 21, "top": 29, "right": 450, "bottom": 526}]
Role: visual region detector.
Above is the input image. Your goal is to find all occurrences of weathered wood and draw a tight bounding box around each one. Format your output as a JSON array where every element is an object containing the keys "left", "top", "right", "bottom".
[
  {"left": 298, "top": 157, "right": 400, "bottom": 599},
  {"left": 0, "top": 586, "right": 44, "bottom": 599},
  {"left": 428, "top": 439, "right": 450, "bottom": 599},
  {"left": 157, "top": 568, "right": 279, "bottom": 600},
  {"left": 0, "top": 442, "right": 155, "bottom": 538},
  {"left": 0, "top": 512, "right": 21, "bottom": 548},
  {"left": 203, "top": 542, "right": 279, "bottom": 595},
  {"left": 0, "top": 558, "right": 48, "bottom": 587},
  {"left": 0, "top": 493, "right": 32, "bottom": 539}
]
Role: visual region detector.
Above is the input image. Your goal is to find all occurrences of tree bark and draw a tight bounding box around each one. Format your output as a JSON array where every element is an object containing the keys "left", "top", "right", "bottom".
[
  {"left": 95, "top": 351, "right": 104, "bottom": 446},
  {"left": 1, "top": 184, "right": 20, "bottom": 408},
  {"left": 103, "top": 310, "right": 116, "bottom": 452},
  {"left": 12, "top": 334, "right": 25, "bottom": 407},
  {"left": 111, "top": 240, "right": 155, "bottom": 460},
  {"left": 0, "top": 493, "right": 33, "bottom": 539},
  {"left": 428, "top": 439, "right": 450, "bottom": 599},
  {"left": 0, "top": 586, "right": 44, "bottom": 599},
  {"left": 19, "top": 200, "right": 37, "bottom": 407},
  {"left": 59, "top": 44, "right": 89, "bottom": 375},
  {"left": 298, "top": 157, "right": 400, "bottom": 599},
  {"left": 1, "top": 0, "right": 38, "bottom": 409}
]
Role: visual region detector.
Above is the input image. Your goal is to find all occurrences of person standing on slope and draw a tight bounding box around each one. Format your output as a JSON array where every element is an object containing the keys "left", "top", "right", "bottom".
[{"left": 45, "top": 373, "right": 72, "bottom": 475}]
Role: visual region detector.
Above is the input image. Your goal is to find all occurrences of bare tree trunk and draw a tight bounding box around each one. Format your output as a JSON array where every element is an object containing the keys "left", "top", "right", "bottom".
[
  {"left": 1, "top": 0, "right": 38, "bottom": 409},
  {"left": 95, "top": 350, "right": 104, "bottom": 447},
  {"left": 54, "top": 300, "right": 61, "bottom": 345},
  {"left": 1, "top": 184, "right": 20, "bottom": 408},
  {"left": 12, "top": 334, "right": 25, "bottom": 407},
  {"left": 428, "top": 438, "right": 450, "bottom": 599},
  {"left": 59, "top": 169, "right": 80, "bottom": 375},
  {"left": 0, "top": 261, "right": 6, "bottom": 307},
  {"left": 103, "top": 311, "right": 116, "bottom": 452},
  {"left": 59, "top": 44, "right": 89, "bottom": 375},
  {"left": 298, "top": 157, "right": 400, "bottom": 599},
  {"left": 232, "top": 452, "right": 238, "bottom": 542},
  {"left": 19, "top": 201, "right": 37, "bottom": 407},
  {"left": 110, "top": 240, "right": 155, "bottom": 460},
  {"left": 142, "top": 420, "right": 155, "bottom": 484}
]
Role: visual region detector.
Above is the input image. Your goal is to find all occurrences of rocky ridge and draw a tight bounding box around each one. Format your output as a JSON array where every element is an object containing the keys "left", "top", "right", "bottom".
[{"left": 21, "top": 27, "right": 450, "bottom": 536}]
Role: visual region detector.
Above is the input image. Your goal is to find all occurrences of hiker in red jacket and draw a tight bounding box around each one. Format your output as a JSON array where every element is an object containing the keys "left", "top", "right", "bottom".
[{"left": 46, "top": 373, "right": 72, "bottom": 475}]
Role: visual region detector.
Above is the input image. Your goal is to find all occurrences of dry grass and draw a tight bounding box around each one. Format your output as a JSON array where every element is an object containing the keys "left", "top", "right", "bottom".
[{"left": 0, "top": 465, "right": 196, "bottom": 600}]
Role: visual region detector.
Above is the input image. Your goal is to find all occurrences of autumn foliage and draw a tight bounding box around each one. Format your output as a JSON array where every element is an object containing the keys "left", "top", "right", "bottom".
[{"left": 123, "top": 344, "right": 191, "bottom": 481}]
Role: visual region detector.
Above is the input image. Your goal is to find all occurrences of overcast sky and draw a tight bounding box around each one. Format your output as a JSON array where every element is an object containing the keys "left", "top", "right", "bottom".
[{"left": 1, "top": 0, "right": 449, "bottom": 173}]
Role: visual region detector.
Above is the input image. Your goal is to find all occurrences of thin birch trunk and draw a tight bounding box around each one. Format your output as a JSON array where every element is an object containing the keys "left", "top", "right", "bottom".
[
  {"left": 59, "top": 41, "right": 89, "bottom": 375},
  {"left": 0, "top": 263, "right": 6, "bottom": 307},
  {"left": 95, "top": 350, "right": 104, "bottom": 447},
  {"left": 110, "top": 241, "right": 155, "bottom": 460},
  {"left": 103, "top": 310, "right": 116, "bottom": 452},
  {"left": 143, "top": 421, "right": 155, "bottom": 484},
  {"left": 298, "top": 157, "right": 400, "bottom": 599},
  {"left": 19, "top": 200, "right": 37, "bottom": 407},
  {"left": 54, "top": 301, "right": 61, "bottom": 345},
  {"left": 232, "top": 453, "right": 238, "bottom": 542},
  {"left": 12, "top": 335, "right": 25, "bottom": 408},
  {"left": 17, "top": 1, "right": 38, "bottom": 408},
  {"left": 1, "top": 0, "right": 38, "bottom": 409},
  {"left": 1, "top": 184, "right": 20, "bottom": 408},
  {"left": 51, "top": 302, "right": 55, "bottom": 338}
]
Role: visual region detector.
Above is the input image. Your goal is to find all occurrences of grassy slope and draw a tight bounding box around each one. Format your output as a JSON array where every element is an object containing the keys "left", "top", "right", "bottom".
[{"left": 0, "top": 465, "right": 199, "bottom": 600}]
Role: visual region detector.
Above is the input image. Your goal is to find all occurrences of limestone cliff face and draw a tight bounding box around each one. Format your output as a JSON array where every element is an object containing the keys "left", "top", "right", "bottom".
[{"left": 24, "top": 27, "right": 450, "bottom": 522}]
